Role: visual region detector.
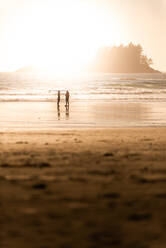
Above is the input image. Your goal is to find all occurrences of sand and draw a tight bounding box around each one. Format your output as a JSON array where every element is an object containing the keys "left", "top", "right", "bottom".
[
  {"left": 1, "top": 101, "right": 166, "bottom": 130},
  {"left": 0, "top": 128, "right": 166, "bottom": 248}
]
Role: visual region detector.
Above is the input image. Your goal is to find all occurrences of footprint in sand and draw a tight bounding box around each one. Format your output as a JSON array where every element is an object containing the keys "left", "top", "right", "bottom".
[
  {"left": 128, "top": 213, "right": 152, "bottom": 221},
  {"left": 131, "top": 174, "right": 166, "bottom": 183},
  {"left": 16, "top": 141, "right": 28, "bottom": 144},
  {"left": 104, "top": 152, "right": 114, "bottom": 157},
  {"left": 25, "top": 162, "right": 50, "bottom": 168},
  {"left": 155, "top": 193, "right": 166, "bottom": 198},
  {"left": 32, "top": 183, "right": 47, "bottom": 190},
  {"left": 103, "top": 193, "right": 121, "bottom": 199}
]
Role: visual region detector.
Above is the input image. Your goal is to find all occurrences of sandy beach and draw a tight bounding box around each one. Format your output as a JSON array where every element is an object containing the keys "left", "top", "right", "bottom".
[
  {"left": 1, "top": 127, "right": 166, "bottom": 247},
  {"left": 0, "top": 0, "right": 165, "bottom": 246},
  {"left": 1, "top": 101, "right": 166, "bottom": 130}
]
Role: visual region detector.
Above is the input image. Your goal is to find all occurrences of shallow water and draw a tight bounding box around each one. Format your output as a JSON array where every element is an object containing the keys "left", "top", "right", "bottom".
[
  {"left": 0, "top": 72, "right": 166, "bottom": 129},
  {"left": 0, "top": 101, "right": 166, "bottom": 130},
  {"left": 0, "top": 72, "right": 166, "bottom": 101}
]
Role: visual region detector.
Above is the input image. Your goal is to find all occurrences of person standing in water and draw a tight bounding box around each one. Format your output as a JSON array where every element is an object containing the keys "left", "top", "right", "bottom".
[
  {"left": 57, "top": 90, "right": 60, "bottom": 108},
  {"left": 65, "top": 90, "right": 70, "bottom": 108}
]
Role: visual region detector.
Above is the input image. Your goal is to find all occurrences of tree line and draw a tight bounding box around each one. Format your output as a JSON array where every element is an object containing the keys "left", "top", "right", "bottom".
[{"left": 88, "top": 43, "right": 159, "bottom": 73}]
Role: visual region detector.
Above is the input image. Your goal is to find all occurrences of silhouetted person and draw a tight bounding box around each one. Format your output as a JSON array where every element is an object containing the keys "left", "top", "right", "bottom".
[
  {"left": 57, "top": 90, "right": 60, "bottom": 107},
  {"left": 65, "top": 90, "right": 70, "bottom": 108}
]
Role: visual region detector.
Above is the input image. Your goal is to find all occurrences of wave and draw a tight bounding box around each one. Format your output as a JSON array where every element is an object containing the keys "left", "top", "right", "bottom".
[{"left": 0, "top": 72, "right": 166, "bottom": 102}]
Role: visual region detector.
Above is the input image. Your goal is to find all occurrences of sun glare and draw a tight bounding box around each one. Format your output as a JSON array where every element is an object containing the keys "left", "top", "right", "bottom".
[{"left": 5, "top": 1, "right": 123, "bottom": 74}]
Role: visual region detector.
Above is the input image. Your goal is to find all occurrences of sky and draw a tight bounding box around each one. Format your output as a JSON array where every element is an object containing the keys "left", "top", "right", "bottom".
[{"left": 0, "top": 0, "right": 165, "bottom": 72}]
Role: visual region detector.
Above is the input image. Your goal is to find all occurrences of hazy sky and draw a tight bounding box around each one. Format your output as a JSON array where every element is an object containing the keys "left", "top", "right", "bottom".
[{"left": 0, "top": 0, "right": 165, "bottom": 72}]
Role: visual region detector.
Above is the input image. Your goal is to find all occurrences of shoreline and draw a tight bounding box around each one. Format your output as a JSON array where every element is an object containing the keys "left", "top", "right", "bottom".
[
  {"left": 0, "top": 101, "right": 166, "bottom": 130},
  {"left": 0, "top": 125, "right": 166, "bottom": 132}
]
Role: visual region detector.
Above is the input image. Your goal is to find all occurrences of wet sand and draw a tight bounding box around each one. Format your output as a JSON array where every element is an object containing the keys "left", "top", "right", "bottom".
[
  {"left": 1, "top": 128, "right": 166, "bottom": 247},
  {"left": 1, "top": 100, "right": 166, "bottom": 130}
]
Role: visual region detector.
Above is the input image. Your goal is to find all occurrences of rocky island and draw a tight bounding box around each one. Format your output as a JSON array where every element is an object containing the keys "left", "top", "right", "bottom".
[{"left": 88, "top": 43, "right": 160, "bottom": 73}]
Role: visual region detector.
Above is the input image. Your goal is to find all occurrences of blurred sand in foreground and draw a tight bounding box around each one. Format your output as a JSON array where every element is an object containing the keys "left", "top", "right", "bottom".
[{"left": 0, "top": 128, "right": 166, "bottom": 247}]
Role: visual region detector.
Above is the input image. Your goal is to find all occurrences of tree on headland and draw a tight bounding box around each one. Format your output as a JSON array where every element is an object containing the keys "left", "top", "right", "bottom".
[{"left": 88, "top": 43, "right": 160, "bottom": 73}]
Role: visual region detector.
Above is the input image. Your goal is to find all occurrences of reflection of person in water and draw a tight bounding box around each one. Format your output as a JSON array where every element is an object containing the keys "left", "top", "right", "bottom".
[
  {"left": 65, "top": 90, "right": 70, "bottom": 108},
  {"left": 57, "top": 104, "right": 60, "bottom": 120},
  {"left": 66, "top": 106, "right": 69, "bottom": 119},
  {"left": 57, "top": 90, "right": 60, "bottom": 107}
]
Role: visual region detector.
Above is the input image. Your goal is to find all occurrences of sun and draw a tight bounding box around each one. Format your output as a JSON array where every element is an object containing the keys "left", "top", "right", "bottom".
[{"left": 4, "top": 1, "right": 123, "bottom": 74}]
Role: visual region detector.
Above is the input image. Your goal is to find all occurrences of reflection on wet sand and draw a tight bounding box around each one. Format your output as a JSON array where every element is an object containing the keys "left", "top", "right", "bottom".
[
  {"left": 57, "top": 104, "right": 69, "bottom": 121},
  {"left": 91, "top": 102, "right": 150, "bottom": 122},
  {"left": 65, "top": 105, "right": 69, "bottom": 120},
  {"left": 0, "top": 101, "right": 166, "bottom": 130},
  {"left": 57, "top": 105, "right": 61, "bottom": 120}
]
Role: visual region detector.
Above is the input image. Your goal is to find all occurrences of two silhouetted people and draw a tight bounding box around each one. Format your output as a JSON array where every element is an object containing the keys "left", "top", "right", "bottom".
[
  {"left": 57, "top": 90, "right": 70, "bottom": 120},
  {"left": 57, "top": 90, "right": 70, "bottom": 109}
]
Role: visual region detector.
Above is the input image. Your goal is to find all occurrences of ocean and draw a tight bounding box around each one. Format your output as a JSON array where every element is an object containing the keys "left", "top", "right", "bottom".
[
  {"left": 0, "top": 72, "right": 166, "bottom": 129},
  {"left": 0, "top": 72, "right": 166, "bottom": 102}
]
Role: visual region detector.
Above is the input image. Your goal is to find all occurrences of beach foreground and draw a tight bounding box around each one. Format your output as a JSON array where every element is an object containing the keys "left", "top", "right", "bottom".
[{"left": 1, "top": 128, "right": 166, "bottom": 248}]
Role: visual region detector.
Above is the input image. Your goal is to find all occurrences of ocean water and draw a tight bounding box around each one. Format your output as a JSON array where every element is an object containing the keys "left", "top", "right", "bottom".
[
  {"left": 1, "top": 72, "right": 166, "bottom": 129},
  {"left": 0, "top": 72, "right": 166, "bottom": 102}
]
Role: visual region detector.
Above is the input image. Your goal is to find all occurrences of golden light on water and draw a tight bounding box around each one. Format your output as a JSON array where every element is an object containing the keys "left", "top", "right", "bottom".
[{"left": 4, "top": 1, "right": 123, "bottom": 74}]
